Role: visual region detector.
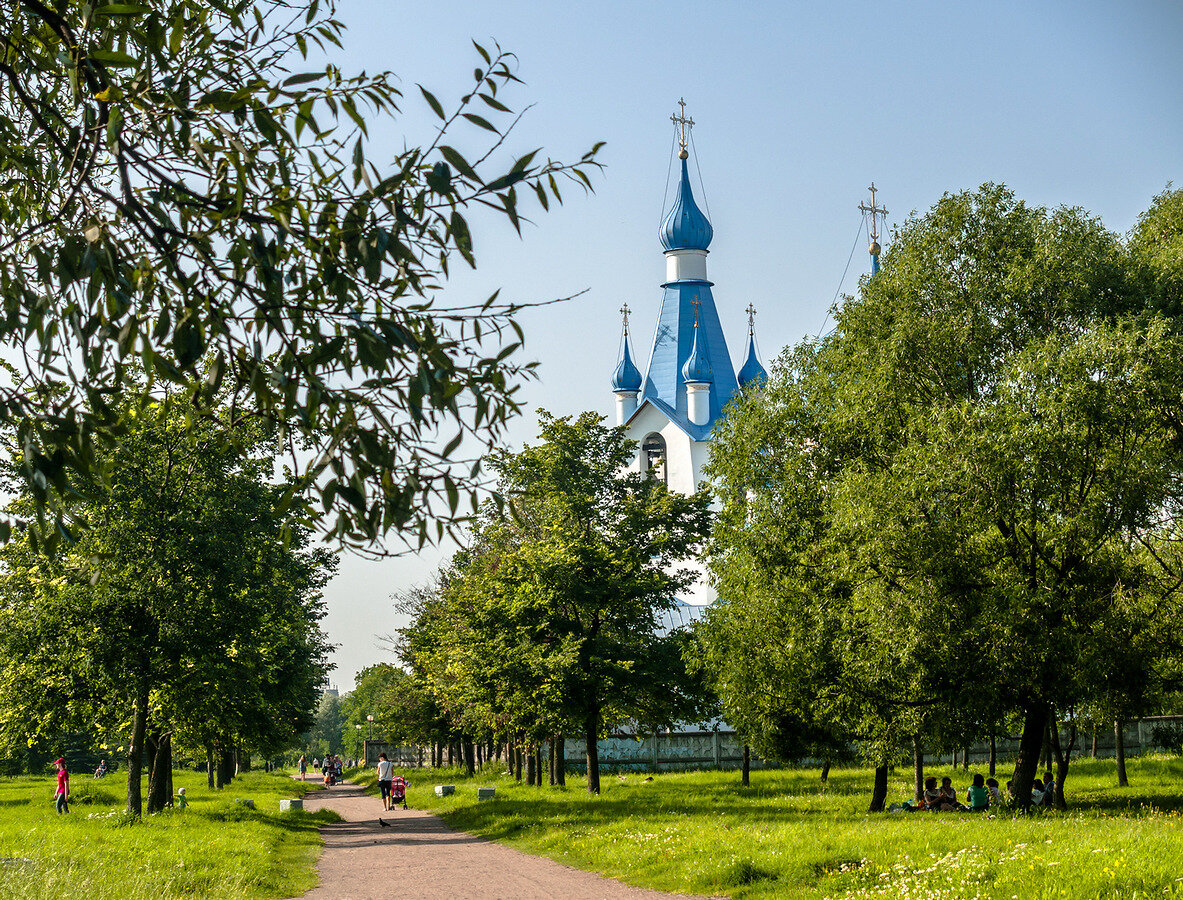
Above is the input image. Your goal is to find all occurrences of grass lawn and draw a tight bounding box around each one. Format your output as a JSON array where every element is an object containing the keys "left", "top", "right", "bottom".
[
  {"left": 0, "top": 768, "right": 337, "bottom": 899},
  {"left": 376, "top": 755, "right": 1183, "bottom": 899}
]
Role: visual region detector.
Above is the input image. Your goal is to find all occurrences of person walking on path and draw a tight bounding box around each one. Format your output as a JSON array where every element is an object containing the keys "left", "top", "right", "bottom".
[
  {"left": 376, "top": 752, "right": 394, "bottom": 811},
  {"left": 298, "top": 754, "right": 308, "bottom": 781},
  {"left": 53, "top": 758, "right": 69, "bottom": 814}
]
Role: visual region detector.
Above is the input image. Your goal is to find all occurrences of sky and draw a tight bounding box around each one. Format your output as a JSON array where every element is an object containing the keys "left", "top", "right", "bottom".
[{"left": 318, "top": 0, "right": 1183, "bottom": 690}]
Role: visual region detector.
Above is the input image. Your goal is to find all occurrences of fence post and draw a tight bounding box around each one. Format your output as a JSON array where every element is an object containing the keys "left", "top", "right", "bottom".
[
  {"left": 652, "top": 732, "right": 659, "bottom": 773},
  {"left": 713, "top": 727, "right": 721, "bottom": 770}
]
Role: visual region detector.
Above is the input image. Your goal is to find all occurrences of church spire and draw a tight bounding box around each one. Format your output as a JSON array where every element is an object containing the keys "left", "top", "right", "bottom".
[
  {"left": 611, "top": 303, "right": 642, "bottom": 425},
  {"left": 859, "top": 183, "right": 888, "bottom": 276},
  {"left": 634, "top": 101, "right": 738, "bottom": 440},
  {"left": 737, "top": 303, "right": 767, "bottom": 386},
  {"left": 659, "top": 99, "right": 713, "bottom": 253}
]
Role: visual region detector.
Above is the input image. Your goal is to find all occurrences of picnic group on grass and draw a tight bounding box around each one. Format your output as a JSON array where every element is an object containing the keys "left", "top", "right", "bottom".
[{"left": 895, "top": 772, "right": 1059, "bottom": 813}]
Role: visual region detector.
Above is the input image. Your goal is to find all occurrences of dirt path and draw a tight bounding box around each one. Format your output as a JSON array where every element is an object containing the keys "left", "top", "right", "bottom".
[{"left": 290, "top": 780, "right": 710, "bottom": 900}]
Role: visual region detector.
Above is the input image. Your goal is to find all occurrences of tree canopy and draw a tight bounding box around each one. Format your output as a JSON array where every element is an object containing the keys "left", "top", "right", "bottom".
[
  {"left": 702, "top": 184, "right": 1183, "bottom": 810},
  {"left": 396, "top": 411, "right": 714, "bottom": 793},
  {"left": 0, "top": 0, "right": 601, "bottom": 551},
  {"left": 0, "top": 392, "right": 334, "bottom": 816}
]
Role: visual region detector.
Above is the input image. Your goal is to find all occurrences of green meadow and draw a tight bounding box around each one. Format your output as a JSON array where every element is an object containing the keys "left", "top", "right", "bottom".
[
  {"left": 0, "top": 769, "right": 335, "bottom": 900},
  {"left": 390, "top": 756, "right": 1183, "bottom": 899}
]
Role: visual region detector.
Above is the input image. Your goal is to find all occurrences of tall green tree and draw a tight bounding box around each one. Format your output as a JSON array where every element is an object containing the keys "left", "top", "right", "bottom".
[
  {"left": 0, "top": 0, "right": 601, "bottom": 550},
  {"left": 704, "top": 184, "right": 1183, "bottom": 810},
  {"left": 404, "top": 412, "right": 713, "bottom": 793},
  {"left": 0, "top": 393, "right": 334, "bottom": 816}
]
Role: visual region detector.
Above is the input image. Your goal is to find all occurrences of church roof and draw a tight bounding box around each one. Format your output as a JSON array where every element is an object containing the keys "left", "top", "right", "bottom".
[
  {"left": 659, "top": 157, "right": 714, "bottom": 251},
  {"left": 638, "top": 281, "right": 738, "bottom": 441},
  {"left": 737, "top": 331, "right": 767, "bottom": 386},
  {"left": 681, "top": 319, "right": 712, "bottom": 384},
  {"left": 611, "top": 333, "right": 643, "bottom": 392}
]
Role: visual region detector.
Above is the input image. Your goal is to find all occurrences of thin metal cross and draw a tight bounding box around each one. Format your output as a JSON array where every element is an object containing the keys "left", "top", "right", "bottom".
[
  {"left": 619, "top": 302, "right": 631, "bottom": 335},
  {"left": 671, "top": 98, "right": 694, "bottom": 156},
  {"left": 690, "top": 295, "right": 701, "bottom": 327},
  {"left": 858, "top": 183, "right": 888, "bottom": 242},
  {"left": 745, "top": 303, "right": 757, "bottom": 335}
]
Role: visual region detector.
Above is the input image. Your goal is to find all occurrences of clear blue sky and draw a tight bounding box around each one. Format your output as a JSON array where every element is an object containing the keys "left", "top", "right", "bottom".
[{"left": 320, "top": 0, "right": 1183, "bottom": 690}]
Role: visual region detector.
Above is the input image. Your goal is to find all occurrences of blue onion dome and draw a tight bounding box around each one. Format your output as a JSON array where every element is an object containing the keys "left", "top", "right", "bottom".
[
  {"left": 681, "top": 322, "right": 712, "bottom": 384},
  {"left": 611, "top": 338, "right": 643, "bottom": 392},
  {"left": 659, "top": 157, "right": 714, "bottom": 251},
  {"left": 737, "top": 331, "right": 767, "bottom": 386}
]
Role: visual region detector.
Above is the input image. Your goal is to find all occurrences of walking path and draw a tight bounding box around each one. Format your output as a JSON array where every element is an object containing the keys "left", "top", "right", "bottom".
[{"left": 291, "top": 780, "right": 710, "bottom": 899}]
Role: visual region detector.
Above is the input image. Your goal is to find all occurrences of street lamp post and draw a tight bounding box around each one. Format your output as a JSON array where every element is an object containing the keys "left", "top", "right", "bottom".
[
  {"left": 366, "top": 714, "right": 374, "bottom": 741},
  {"left": 355, "top": 724, "right": 362, "bottom": 763}
]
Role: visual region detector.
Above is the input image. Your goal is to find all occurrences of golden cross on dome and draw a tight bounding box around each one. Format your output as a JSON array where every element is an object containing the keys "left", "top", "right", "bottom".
[
  {"left": 690, "top": 295, "right": 702, "bottom": 327},
  {"left": 746, "top": 303, "right": 757, "bottom": 335},
  {"left": 671, "top": 98, "right": 694, "bottom": 159},
  {"left": 858, "top": 182, "right": 888, "bottom": 243},
  {"left": 619, "top": 303, "right": 631, "bottom": 336}
]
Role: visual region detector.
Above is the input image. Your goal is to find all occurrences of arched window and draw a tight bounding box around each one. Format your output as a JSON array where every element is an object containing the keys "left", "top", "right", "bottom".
[{"left": 642, "top": 433, "right": 667, "bottom": 485}]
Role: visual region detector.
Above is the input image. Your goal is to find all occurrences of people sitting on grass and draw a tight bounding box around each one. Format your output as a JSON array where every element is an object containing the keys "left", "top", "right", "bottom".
[
  {"left": 938, "top": 776, "right": 966, "bottom": 811},
  {"left": 986, "top": 777, "right": 1003, "bottom": 804},
  {"left": 965, "top": 773, "right": 990, "bottom": 812},
  {"left": 922, "top": 776, "right": 940, "bottom": 810},
  {"left": 1041, "top": 771, "right": 1056, "bottom": 805}
]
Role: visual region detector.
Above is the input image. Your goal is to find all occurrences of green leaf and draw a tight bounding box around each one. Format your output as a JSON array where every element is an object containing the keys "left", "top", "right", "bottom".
[
  {"left": 90, "top": 49, "right": 139, "bottom": 67},
  {"left": 94, "top": 3, "right": 151, "bottom": 14},
  {"left": 461, "top": 113, "right": 498, "bottom": 134},
  {"left": 438, "top": 146, "right": 478, "bottom": 181},
  {"left": 418, "top": 85, "right": 445, "bottom": 120},
  {"left": 283, "top": 71, "right": 326, "bottom": 86}
]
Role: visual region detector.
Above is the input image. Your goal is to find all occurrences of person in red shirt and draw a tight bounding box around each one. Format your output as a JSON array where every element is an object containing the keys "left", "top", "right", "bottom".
[{"left": 54, "top": 758, "right": 69, "bottom": 814}]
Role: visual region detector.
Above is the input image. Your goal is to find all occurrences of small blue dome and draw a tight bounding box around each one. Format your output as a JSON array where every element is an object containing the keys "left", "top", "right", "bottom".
[
  {"left": 659, "top": 158, "right": 713, "bottom": 252},
  {"left": 681, "top": 324, "right": 712, "bottom": 384},
  {"left": 611, "top": 338, "right": 643, "bottom": 392},
  {"left": 737, "top": 332, "right": 767, "bottom": 386}
]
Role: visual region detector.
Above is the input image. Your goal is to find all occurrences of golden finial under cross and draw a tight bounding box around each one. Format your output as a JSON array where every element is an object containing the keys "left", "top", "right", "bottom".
[
  {"left": 619, "top": 303, "right": 631, "bottom": 336},
  {"left": 745, "top": 303, "right": 757, "bottom": 335},
  {"left": 858, "top": 183, "right": 889, "bottom": 243},
  {"left": 671, "top": 98, "right": 694, "bottom": 160},
  {"left": 690, "top": 295, "right": 702, "bottom": 327}
]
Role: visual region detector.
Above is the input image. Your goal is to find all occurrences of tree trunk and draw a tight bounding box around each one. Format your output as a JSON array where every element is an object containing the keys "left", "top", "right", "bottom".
[
  {"left": 989, "top": 732, "right": 996, "bottom": 777},
  {"left": 962, "top": 744, "right": 970, "bottom": 771},
  {"left": 1091, "top": 730, "right": 1098, "bottom": 758},
  {"left": 548, "top": 739, "right": 556, "bottom": 786},
  {"left": 237, "top": 749, "right": 251, "bottom": 773},
  {"left": 146, "top": 733, "right": 172, "bottom": 813},
  {"left": 555, "top": 733, "right": 566, "bottom": 786},
  {"left": 526, "top": 743, "right": 536, "bottom": 786},
  {"left": 743, "top": 745, "right": 751, "bottom": 786},
  {"left": 1115, "top": 719, "right": 1128, "bottom": 787},
  {"left": 206, "top": 746, "right": 216, "bottom": 790},
  {"left": 869, "top": 765, "right": 888, "bottom": 812},
  {"left": 585, "top": 705, "right": 601, "bottom": 795},
  {"left": 820, "top": 757, "right": 830, "bottom": 785},
  {"left": 217, "top": 741, "right": 235, "bottom": 788},
  {"left": 912, "top": 736, "right": 924, "bottom": 803},
  {"left": 126, "top": 685, "right": 149, "bottom": 818},
  {"left": 447, "top": 742, "right": 454, "bottom": 767},
  {"left": 463, "top": 736, "right": 475, "bottom": 776},
  {"left": 1040, "top": 722, "right": 1052, "bottom": 771},
  {"left": 536, "top": 745, "right": 543, "bottom": 787},
  {"left": 1049, "top": 713, "right": 1075, "bottom": 811},
  {"left": 514, "top": 741, "right": 523, "bottom": 781},
  {"left": 1011, "top": 701, "right": 1050, "bottom": 810}
]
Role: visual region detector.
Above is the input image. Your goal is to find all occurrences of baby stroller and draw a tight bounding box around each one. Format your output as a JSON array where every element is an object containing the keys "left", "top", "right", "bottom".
[{"left": 390, "top": 776, "right": 408, "bottom": 810}]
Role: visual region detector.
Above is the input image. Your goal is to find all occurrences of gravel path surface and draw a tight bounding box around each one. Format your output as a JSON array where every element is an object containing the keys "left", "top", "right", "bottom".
[{"left": 290, "top": 779, "right": 711, "bottom": 899}]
